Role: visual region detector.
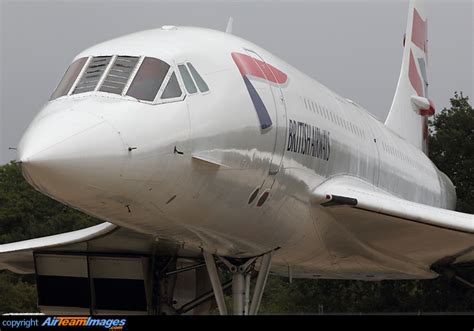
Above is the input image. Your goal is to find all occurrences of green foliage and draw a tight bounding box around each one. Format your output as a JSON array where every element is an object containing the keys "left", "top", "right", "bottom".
[
  {"left": 429, "top": 92, "right": 474, "bottom": 213},
  {"left": 0, "top": 271, "right": 38, "bottom": 313},
  {"left": 260, "top": 276, "right": 474, "bottom": 314},
  {"left": 0, "top": 161, "right": 99, "bottom": 313},
  {"left": 0, "top": 162, "right": 99, "bottom": 244}
]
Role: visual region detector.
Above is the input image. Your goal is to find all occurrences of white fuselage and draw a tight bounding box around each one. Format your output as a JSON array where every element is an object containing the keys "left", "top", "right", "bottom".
[{"left": 18, "top": 27, "right": 456, "bottom": 280}]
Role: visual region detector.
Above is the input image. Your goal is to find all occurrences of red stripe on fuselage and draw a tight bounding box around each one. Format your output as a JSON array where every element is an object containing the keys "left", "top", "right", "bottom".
[
  {"left": 231, "top": 52, "right": 287, "bottom": 84},
  {"left": 412, "top": 8, "right": 427, "bottom": 52}
]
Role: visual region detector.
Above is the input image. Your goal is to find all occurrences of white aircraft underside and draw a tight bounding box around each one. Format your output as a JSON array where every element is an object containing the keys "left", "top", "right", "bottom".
[{"left": 0, "top": 0, "right": 472, "bottom": 315}]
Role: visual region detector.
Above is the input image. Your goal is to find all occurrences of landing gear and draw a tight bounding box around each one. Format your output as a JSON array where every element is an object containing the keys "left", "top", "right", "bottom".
[
  {"left": 203, "top": 251, "right": 273, "bottom": 315},
  {"left": 150, "top": 255, "right": 218, "bottom": 315},
  {"left": 32, "top": 249, "right": 273, "bottom": 315}
]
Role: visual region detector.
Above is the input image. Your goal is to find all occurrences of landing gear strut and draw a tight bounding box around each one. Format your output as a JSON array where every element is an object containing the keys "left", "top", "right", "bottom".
[
  {"left": 435, "top": 265, "right": 474, "bottom": 288},
  {"left": 203, "top": 251, "right": 273, "bottom": 315}
]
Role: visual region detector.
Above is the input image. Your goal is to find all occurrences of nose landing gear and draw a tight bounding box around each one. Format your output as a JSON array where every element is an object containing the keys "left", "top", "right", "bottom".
[{"left": 203, "top": 251, "right": 273, "bottom": 315}]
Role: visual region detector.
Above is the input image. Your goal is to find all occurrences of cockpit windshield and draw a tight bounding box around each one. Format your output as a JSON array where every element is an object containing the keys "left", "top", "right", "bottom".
[
  {"left": 99, "top": 56, "right": 139, "bottom": 95},
  {"left": 73, "top": 56, "right": 113, "bottom": 94},
  {"left": 50, "top": 55, "right": 183, "bottom": 103},
  {"left": 50, "top": 57, "right": 88, "bottom": 100},
  {"left": 125, "top": 57, "right": 169, "bottom": 101}
]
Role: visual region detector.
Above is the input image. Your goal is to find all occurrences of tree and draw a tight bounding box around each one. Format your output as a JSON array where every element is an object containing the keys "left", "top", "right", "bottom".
[
  {"left": 0, "top": 162, "right": 99, "bottom": 244},
  {"left": 0, "top": 271, "right": 37, "bottom": 313},
  {"left": 429, "top": 92, "right": 474, "bottom": 213},
  {"left": 0, "top": 162, "right": 99, "bottom": 313}
]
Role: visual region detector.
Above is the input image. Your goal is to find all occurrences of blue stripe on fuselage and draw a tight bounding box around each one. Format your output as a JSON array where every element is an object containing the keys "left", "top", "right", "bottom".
[{"left": 242, "top": 75, "right": 272, "bottom": 130}]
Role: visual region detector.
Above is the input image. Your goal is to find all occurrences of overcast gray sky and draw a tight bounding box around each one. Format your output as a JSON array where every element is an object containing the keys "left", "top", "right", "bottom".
[{"left": 0, "top": 0, "right": 472, "bottom": 164}]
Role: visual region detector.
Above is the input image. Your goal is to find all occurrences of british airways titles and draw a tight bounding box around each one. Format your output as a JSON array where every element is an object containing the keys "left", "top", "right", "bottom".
[{"left": 287, "top": 119, "right": 331, "bottom": 161}]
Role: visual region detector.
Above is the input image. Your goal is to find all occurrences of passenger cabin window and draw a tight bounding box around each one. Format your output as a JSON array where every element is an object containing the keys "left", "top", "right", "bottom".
[
  {"left": 161, "top": 72, "right": 182, "bottom": 99},
  {"left": 50, "top": 57, "right": 87, "bottom": 100},
  {"left": 72, "top": 56, "right": 112, "bottom": 94},
  {"left": 99, "top": 56, "right": 139, "bottom": 95},
  {"left": 126, "top": 57, "right": 170, "bottom": 102},
  {"left": 187, "top": 63, "right": 209, "bottom": 92},
  {"left": 178, "top": 64, "right": 198, "bottom": 94}
]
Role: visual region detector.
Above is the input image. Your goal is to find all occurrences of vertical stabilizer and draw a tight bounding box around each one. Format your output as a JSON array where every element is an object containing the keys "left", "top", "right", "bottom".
[
  {"left": 385, "top": 0, "right": 435, "bottom": 154},
  {"left": 226, "top": 17, "right": 234, "bottom": 34}
]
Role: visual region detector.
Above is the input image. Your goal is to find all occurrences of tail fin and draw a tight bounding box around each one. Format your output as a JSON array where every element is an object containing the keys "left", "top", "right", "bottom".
[{"left": 385, "top": 0, "right": 435, "bottom": 154}]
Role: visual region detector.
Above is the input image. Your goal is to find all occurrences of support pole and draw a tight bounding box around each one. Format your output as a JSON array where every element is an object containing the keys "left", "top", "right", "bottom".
[
  {"left": 165, "top": 262, "right": 206, "bottom": 276},
  {"left": 249, "top": 252, "right": 272, "bottom": 315},
  {"left": 232, "top": 272, "right": 245, "bottom": 315},
  {"left": 455, "top": 275, "right": 474, "bottom": 288},
  {"left": 203, "top": 252, "right": 228, "bottom": 315},
  {"left": 177, "top": 281, "right": 232, "bottom": 315},
  {"left": 244, "top": 273, "right": 251, "bottom": 315}
]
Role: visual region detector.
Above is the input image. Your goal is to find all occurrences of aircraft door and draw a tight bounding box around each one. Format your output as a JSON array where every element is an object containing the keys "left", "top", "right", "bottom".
[
  {"left": 243, "top": 49, "right": 288, "bottom": 190},
  {"left": 363, "top": 118, "right": 381, "bottom": 186}
]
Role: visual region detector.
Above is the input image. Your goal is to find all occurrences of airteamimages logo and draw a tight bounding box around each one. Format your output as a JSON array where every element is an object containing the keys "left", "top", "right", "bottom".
[{"left": 41, "top": 317, "right": 127, "bottom": 329}]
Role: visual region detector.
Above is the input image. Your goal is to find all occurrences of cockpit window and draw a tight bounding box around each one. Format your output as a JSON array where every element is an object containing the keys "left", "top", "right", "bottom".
[
  {"left": 161, "top": 72, "right": 182, "bottom": 99},
  {"left": 49, "top": 55, "right": 185, "bottom": 103},
  {"left": 178, "top": 64, "right": 198, "bottom": 94},
  {"left": 187, "top": 63, "right": 209, "bottom": 93},
  {"left": 126, "top": 57, "right": 170, "bottom": 102},
  {"left": 72, "top": 56, "right": 112, "bottom": 94},
  {"left": 99, "top": 56, "right": 139, "bottom": 95},
  {"left": 50, "top": 57, "right": 87, "bottom": 100}
]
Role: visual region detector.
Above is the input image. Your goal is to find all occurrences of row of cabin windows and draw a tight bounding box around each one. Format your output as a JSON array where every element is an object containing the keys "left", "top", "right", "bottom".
[
  {"left": 325, "top": 95, "right": 431, "bottom": 173},
  {"left": 50, "top": 56, "right": 209, "bottom": 103},
  {"left": 300, "top": 95, "right": 432, "bottom": 174},
  {"left": 381, "top": 141, "right": 431, "bottom": 173},
  {"left": 302, "top": 97, "right": 366, "bottom": 139}
]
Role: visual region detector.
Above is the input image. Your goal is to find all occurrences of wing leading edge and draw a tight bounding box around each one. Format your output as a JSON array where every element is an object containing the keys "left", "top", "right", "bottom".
[
  {"left": 312, "top": 177, "right": 474, "bottom": 234},
  {"left": 0, "top": 223, "right": 117, "bottom": 273},
  {"left": 0, "top": 222, "right": 200, "bottom": 274}
]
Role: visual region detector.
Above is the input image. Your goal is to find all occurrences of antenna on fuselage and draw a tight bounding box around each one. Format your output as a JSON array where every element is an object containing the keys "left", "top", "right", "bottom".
[{"left": 225, "top": 17, "right": 233, "bottom": 34}]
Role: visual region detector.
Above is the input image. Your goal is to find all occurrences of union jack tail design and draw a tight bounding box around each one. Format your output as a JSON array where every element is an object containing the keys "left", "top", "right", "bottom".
[{"left": 386, "top": 0, "right": 435, "bottom": 155}]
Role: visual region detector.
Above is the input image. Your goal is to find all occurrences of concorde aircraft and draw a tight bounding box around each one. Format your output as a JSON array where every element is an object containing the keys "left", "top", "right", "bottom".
[{"left": 1, "top": 0, "right": 472, "bottom": 315}]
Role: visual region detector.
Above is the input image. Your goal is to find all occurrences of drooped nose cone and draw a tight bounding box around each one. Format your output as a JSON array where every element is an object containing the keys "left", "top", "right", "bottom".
[{"left": 18, "top": 109, "right": 125, "bottom": 201}]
